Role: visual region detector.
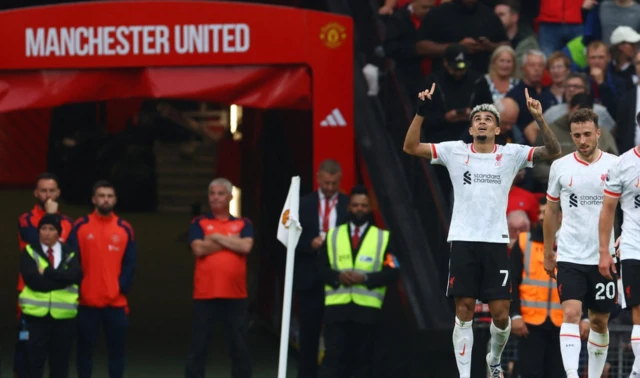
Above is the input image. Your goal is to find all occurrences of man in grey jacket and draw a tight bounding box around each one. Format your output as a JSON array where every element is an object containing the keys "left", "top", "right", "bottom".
[
  {"left": 541, "top": 72, "right": 616, "bottom": 131},
  {"left": 532, "top": 93, "right": 618, "bottom": 190}
]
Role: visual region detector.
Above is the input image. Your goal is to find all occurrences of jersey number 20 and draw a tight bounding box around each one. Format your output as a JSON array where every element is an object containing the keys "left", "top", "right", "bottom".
[{"left": 595, "top": 282, "right": 616, "bottom": 300}]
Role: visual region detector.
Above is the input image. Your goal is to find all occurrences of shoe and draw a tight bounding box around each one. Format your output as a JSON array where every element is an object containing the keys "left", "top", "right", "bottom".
[{"left": 486, "top": 353, "right": 504, "bottom": 378}]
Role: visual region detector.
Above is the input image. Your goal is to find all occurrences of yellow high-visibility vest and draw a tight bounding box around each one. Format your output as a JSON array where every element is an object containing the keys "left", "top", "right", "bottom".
[
  {"left": 325, "top": 224, "right": 389, "bottom": 309},
  {"left": 19, "top": 245, "right": 79, "bottom": 319}
]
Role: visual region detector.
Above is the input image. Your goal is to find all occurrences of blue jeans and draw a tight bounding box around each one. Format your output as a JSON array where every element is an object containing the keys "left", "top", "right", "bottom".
[{"left": 538, "top": 22, "right": 583, "bottom": 58}]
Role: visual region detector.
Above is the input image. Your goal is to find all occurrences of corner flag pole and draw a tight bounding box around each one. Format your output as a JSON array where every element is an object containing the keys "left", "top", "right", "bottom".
[{"left": 277, "top": 176, "right": 303, "bottom": 378}]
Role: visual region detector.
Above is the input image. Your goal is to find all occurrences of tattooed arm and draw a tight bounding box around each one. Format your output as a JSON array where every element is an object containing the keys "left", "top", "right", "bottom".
[{"left": 525, "top": 88, "right": 561, "bottom": 163}]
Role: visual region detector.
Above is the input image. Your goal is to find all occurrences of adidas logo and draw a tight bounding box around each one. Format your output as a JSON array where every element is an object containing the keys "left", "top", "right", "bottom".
[{"left": 320, "top": 108, "right": 347, "bottom": 127}]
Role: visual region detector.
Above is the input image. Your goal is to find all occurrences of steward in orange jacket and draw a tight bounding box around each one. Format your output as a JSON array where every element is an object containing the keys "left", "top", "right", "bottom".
[{"left": 510, "top": 204, "right": 565, "bottom": 378}]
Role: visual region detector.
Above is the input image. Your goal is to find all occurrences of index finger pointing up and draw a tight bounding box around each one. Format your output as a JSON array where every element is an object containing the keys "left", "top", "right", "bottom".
[{"left": 524, "top": 87, "right": 530, "bottom": 101}]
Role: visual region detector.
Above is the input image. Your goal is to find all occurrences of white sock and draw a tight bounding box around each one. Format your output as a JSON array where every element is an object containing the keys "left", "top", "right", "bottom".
[
  {"left": 488, "top": 317, "right": 511, "bottom": 366},
  {"left": 587, "top": 329, "right": 609, "bottom": 378},
  {"left": 560, "top": 323, "right": 582, "bottom": 378},
  {"left": 632, "top": 325, "right": 640, "bottom": 376},
  {"left": 452, "top": 317, "right": 473, "bottom": 378}
]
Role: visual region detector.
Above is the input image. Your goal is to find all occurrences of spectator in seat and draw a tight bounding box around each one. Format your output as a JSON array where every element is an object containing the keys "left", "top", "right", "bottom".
[
  {"left": 383, "top": 0, "right": 436, "bottom": 105},
  {"left": 485, "top": 45, "right": 520, "bottom": 103},
  {"left": 537, "top": 0, "right": 583, "bottom": 57},
  {"left": 494, "top": 97, "right": 527, "bottom": 144},
  {"left": 615, "top": 49, "right": 640, "bottom": 153},
  {"left": 416, "top": 0, "right": 509, "bottom": 74},
  {"left": 609, "top": 26, "right": 640, "bottom": 87},
  {"left": 584, "top": 41, "right": 627, "bottom": 118},
  {"left": 494, "top": 0, "right": 539, "bottom": 74},
  {"left": 532, "top": 93, "right": 618, "bottom": 190},
  {"left": 506, "top": 50, "right": 556, "bottom": 140},
  {"left": 599, "top": 0, "right": 640, "bottom": 46},
  {"left": 547, "top": 52, "right": 571, "bottom": 104},
  {"left": 507, "top": 210, "right": 530, "bottom": 249},
  {"left": 542, "top": 72, "right": 616, "bottom": 131},
  {"left": 421, "top": 44, "right": 493, "bottom": 208}
]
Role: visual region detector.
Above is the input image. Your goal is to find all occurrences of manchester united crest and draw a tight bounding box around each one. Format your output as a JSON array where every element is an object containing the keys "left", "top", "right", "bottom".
[
  {"left": 320, "top": 22, "right": 347, "bottom": 49},
  {"left": 281, "top": 209, "right": 290, "bottom": 229}
]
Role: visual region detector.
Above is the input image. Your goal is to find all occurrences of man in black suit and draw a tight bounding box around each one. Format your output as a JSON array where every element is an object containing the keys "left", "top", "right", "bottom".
[{"left": 295, "top": 159, "right": 349, "bottom": 378}]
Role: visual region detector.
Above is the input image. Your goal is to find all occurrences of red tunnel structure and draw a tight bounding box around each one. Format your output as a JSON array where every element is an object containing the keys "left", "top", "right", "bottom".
[{"left": 0, "top": 0, "right": 354, "bottom": 189}]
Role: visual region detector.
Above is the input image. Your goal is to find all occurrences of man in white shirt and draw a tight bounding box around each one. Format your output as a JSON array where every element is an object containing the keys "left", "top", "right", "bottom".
[
  {"left": 543, "top": 108, "right": 618, "bottom": 378},
  {"left": 599, "top": 142, "right": 640, "bottom": 376},
  {"left": 403, "top": 84, "right": 561, "bottom": 378}
]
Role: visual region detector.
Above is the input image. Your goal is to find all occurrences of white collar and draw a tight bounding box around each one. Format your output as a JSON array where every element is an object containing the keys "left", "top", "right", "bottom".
[
  {"left": 351, "top": 222, "right": 369, "bottom": 231},
  {"left": 41, "top": 242, "right": 61, "bottom": 254}
]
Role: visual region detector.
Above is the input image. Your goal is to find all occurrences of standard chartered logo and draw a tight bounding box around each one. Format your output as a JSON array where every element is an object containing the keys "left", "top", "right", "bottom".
[
  {"left": 462, "top": 171, "right": 501, "bottom": 185},
  {"left": 569, "top": 194, "right": 578, "bottom": 207},
  {"left": 635, "top": 194, "right": 640, "bottom": 209},
  {"left": 569, "top": 193, "right": 604, "bottom": 207},
  {"left": 463, "top": 171, "right": 472, "bottom": 185}
]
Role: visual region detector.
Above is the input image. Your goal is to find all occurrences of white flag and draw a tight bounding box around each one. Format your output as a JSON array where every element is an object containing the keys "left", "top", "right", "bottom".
[{"left": 277, "top": 176, "right": 303, "bottom": 248}]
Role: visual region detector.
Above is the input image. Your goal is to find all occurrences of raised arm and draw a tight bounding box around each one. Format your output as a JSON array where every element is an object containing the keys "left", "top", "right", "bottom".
[
  {"left": 525, "top": 88, "right": 561, "bottom": 163},
  {"left": 403, "top": 83, "right": 436, "bottom": 159}
]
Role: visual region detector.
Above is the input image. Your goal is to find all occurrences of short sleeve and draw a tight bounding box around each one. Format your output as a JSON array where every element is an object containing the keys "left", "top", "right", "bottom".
[
  {"left": 188, "top": 219, "right": 204, "bottom": 245},
  {"left": 430, "top": 141, "right": 458, "bottom": 166},
  {"left": 546, "top": 161, "right": 561, "bottom": 202},
  {"left": 604, "top": 161, "right": 623, "bottom": 198},
  {"left": 240, "top": 219, "right": 254, "bottom": 238},
  {"left": 506, "top": 143, "right": 535, "bottom": 170}
]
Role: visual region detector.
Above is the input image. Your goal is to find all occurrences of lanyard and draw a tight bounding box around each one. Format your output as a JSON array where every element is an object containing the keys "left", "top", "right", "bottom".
[{"left": 318, "top": 195, "right": 338, "bottom": 225}]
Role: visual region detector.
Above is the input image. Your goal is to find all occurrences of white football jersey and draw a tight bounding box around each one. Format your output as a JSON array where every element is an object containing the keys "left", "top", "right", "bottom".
[
  {"left": 603, "top": 147, "right": 640, "bottom": 261},
  {"left": 547, "top": 151, "right": 617, "bottom": 265},
  {"left": 431, "top": 141, "right": 535, "bottom": 243}
]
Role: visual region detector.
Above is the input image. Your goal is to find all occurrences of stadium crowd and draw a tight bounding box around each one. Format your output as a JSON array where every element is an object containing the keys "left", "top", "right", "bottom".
[{"left": 383, "top": 0, "right": 640, "bottom": 376}]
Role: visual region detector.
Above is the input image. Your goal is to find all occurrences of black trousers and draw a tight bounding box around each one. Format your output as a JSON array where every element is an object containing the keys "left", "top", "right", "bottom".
[
  {"left": 23, "top": 314, "right": 75, "bottom": 378},
  {"left": 517, "top": 323, "right": 564, "bottom": 378},
  {"left": 14, "top": 313, "right": 28, "bottom": 378},
  {"left": 317, "top": 321, "right": 375, "bottom": 378},
  {"left": 296, "top": 286, "right": 325, "bottom": 378},
  {"left": 76, "top": 306, "right": 128, "bottom": 378},
  {"left": 185, "top": 299, "right": 252, "bottom": 378}
]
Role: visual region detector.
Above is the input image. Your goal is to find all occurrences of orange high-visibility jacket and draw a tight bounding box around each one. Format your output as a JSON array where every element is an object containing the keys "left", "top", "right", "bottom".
[{"left": 518, "top": 232, "right": 563, "bottom": 327}]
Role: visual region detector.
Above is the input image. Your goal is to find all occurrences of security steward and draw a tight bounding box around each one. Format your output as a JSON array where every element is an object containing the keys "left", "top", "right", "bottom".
[
  {"left": 317, "top": 186, "right": 399, "bottom": 378},
  {"left": 15, "top": 172, "right": 74, "bottom": 378},
  {"left": 510, "top": 197, "right": 565, "bottom": 378},
  {"left": 20, "top": 214, "right": 82, "bottom": 378}
]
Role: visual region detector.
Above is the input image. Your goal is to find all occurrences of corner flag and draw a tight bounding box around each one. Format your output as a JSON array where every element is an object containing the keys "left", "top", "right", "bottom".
[
  {"left": 277, "top": 176, "right": 303, "bottom": 378},
  {"left": 277, "top": 176, "right": 303, "bottom": 247}
]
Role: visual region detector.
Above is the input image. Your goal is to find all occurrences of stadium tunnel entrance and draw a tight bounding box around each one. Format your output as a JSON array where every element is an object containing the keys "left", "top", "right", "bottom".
[{"left": 0, "top": 1, "right": 354, "bottom": 375}]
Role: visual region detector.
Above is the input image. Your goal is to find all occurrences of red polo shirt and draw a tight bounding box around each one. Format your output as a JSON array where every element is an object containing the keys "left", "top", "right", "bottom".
[{"left": 188, "top": 214, "right": 254, "bottom": 299}]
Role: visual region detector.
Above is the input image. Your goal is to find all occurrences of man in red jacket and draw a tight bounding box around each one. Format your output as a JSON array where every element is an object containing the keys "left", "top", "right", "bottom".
[
  {"left": 68, "top": 180, "right": 136, "bottom": 378},
  {"left": 537, "top": 0, "right": 583, "bottom": 57},
  {"left": 14, "top": 172, "right": 74, "bottom": 378}
]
